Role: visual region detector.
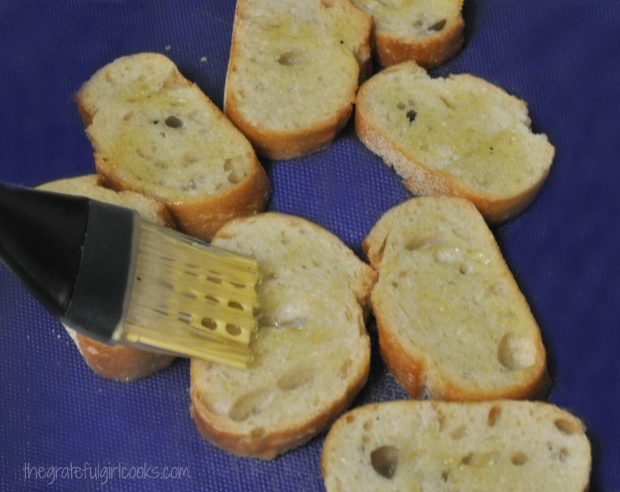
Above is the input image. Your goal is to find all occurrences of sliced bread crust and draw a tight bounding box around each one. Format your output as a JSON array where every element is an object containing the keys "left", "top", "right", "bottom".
[
  {"left": 322, "top": 400, "right": 591, "bottom": 492},
  {"left": 352, "top": 0, "right": 464, "bottom": 67},
  {"left": 224, "top": 0, "right": 372, "bottom": 160},
  {"left": 190, "top": 213, "right": 376, "bottom": 458},
  {"left": 363, "top": 197, "right": 548, "bottom": 400},
  {"left": 76, "top": 52, "right": 269, "bottom": 239},
  {"left": 64, "top": 326, "right": 174, "bottom": 382},
  {"left": 38, "top": 175, "right": 175, "bottom": 381},
  {"left": 356, "top": 62, "right": 555, "bottom": 223}
]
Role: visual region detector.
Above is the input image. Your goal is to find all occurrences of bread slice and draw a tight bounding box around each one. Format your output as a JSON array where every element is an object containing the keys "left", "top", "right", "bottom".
[
  {"left": 38, "top": 175, "right": 175, "bottom": 381},
  {"left": 322, "top": 400, "right": 591, "bottom": 492},
  {"left": 356, "top": 62, "right": 555, "bottom": 223},
  {"left": 76, "top": 52, "right": 270, "bottom": 239},
  {"left": 363, "top": 197, "right": 548, "bottom": 400},
  {"left": 351, "top": 0, "right": 464, "bottom": 67},
  {"left": 224, "top": 0, "right": 372, "bottom": 160},
  {"left": 190, "top": 213, "right": 376, "bottom": 459}
]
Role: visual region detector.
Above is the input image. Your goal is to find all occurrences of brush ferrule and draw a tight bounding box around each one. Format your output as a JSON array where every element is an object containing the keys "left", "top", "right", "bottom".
[{"left": 61, "top": 200, "right": 137, "bottom": 343}]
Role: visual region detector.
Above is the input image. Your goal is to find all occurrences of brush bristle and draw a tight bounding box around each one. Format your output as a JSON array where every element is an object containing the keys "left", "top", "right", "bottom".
[{"left": 120, "top": 220, "right": 260, "bottom": 368}]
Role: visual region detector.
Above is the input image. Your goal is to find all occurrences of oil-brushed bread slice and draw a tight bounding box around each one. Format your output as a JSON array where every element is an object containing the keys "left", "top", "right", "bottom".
[
  {"left": 356, "top": 62, "right": 555, "bottom": 223},
  {"left": 190, "top": 213, "right": 376, "bottom": 459},
  {"left": 77, "top": 52, "right": 270, "bottom": 239},
  {"left": 38, "top": 175, "right": 175, "bottom": 381},
  {"left": 363, "top": 197, "right": 548, "bottom": 400},
  {"left": 351, "top": 0, "right": 464, "bottom": 67},
  {"left": 322, "top": 401, "right": 591, "bottom": 492},
  {"left": 224, "top": 0, "right": 372, "bottom": 159}
]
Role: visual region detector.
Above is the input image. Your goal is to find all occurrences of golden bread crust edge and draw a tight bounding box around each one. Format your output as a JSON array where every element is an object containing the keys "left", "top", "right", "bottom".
[
  {"left": 225, "top": 91, "right": 355, "bottom": 160},
  {"left": 355, "top": 65, "right": 554, "bottom": 223},
  {"left": 74, "top": 334, "right": 174, "bottom": 382},
  {"left": 374, "top": 11, "right": 465, "bottom": 68}
]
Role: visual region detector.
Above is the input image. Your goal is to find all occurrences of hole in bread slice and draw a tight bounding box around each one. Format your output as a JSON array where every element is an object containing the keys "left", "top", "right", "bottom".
[
  {"left": 497, "top": 332, "right": 537, "bottom": 371},
  {"left": 370, "top": 445, "right": 400, "bottom": 479},
  {"left": 278, "top": 51, "right": 305, "bottom": 66},
  {"left": 228, "top": 388, "right": 275, "bottom": 422}
]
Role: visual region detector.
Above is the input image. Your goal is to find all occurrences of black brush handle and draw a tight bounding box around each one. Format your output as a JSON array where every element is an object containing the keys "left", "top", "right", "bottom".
[{"left": 0, "top": 182, "right": 89, "bottom": 316}]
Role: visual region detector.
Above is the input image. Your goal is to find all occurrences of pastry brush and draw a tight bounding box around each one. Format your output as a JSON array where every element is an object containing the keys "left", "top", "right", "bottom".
[{"left": 0, "top": 182, "right": 260, "bottom": 368}]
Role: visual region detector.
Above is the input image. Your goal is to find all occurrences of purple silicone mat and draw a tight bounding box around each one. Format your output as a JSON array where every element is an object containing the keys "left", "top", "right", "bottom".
[{"left": 1, "top": 1, "right": 619, "bottom": 490}]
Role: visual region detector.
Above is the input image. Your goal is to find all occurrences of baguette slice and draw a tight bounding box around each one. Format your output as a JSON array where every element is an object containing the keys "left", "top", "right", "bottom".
[
  {"left": 77, "top": 52, "right": 270, "bottom": 239},
  {"left": 322, "top": 401, "right": 591, "bottom": 492},
  {"left": 224, "top": 0, "right": 372, "bottom": 159},
  {"left": 351, "top": 0, "right": 464, "bottom": 67},
  {"left": 363, "top": 197, "right": 548, "bottom": 400},
  {"left": 356, "top": 62, "right": 555, "bottom": 223},
  {"left": 38, "top": 175, "right": 175, "bottom": 381},
  {"left": 190, "top": 213, "right": 376, "bottom": 459}
]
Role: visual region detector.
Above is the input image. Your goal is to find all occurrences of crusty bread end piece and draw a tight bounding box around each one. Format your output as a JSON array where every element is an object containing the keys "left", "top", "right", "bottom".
[
  {"left": 322, "top": 401, "right": 591, "bottom": 492},
  {"left": 224, "top": 0, "right": 372, "bottom": 159},
  {"left": 64, "top": 326, "right": 174, "bottom": 382},
  {"left": 356, "top": 62, "right": 555, "bottom": 223},
  {"left": 352, "top": 0, "right": 465, "bottom": 67},
  {"left": 363, "top": 197, "right": 549, "bottom": 400},
  {"left": 38, "top": 175, "right": 175, "bottom": 381},
  {"left": 76, "top": 52, "right": 270, "bottom": 239},
  {"left": 190, "top": 213, "right": 376, "bottom": 459}
]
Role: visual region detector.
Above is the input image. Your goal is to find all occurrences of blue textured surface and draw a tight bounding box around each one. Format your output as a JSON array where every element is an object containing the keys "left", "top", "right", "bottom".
[{"left": 1, "top": 1, "right": 619, "bottom": 490}]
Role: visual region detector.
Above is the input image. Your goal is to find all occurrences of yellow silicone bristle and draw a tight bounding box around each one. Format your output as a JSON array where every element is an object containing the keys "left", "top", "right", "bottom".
[{"left": 119, "top": 221, "right": 260, "bottom": 368}]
